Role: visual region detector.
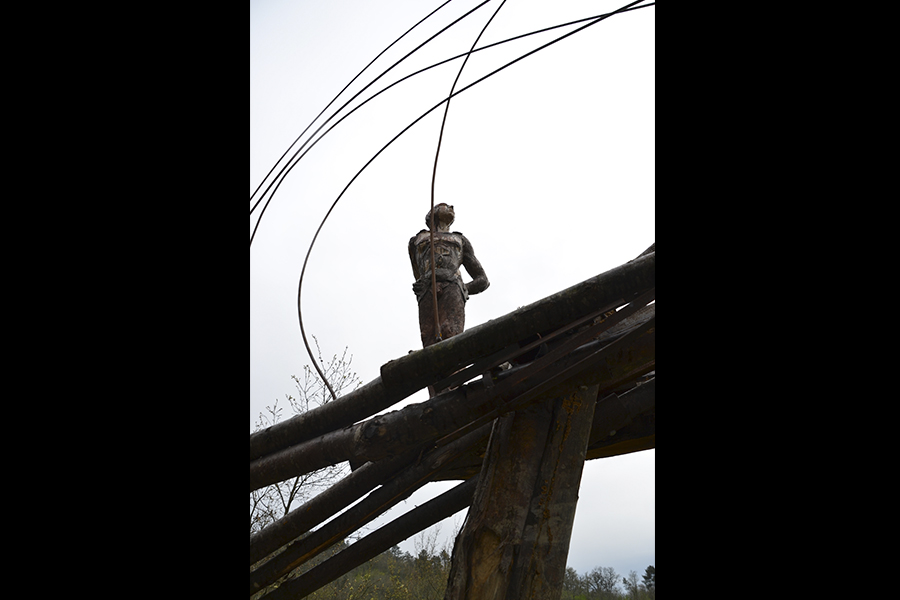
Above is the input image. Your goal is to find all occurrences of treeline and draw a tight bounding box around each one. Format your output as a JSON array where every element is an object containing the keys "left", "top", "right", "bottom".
[
  {"left": 251, "top": 533, "right": 654, "bottom": 600},
  {"left": 562, "top": 564, "right": 655, "bottom": 600},
  {"left": 251, "top": 536, "right": 452, "bottom": 600}
]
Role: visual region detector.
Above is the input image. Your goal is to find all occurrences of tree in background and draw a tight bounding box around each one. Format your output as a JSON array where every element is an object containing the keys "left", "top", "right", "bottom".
[
  {"left": 562, "top": 566, "right": 586, "bottom": 600},
  {"left": 623, "top": 570, "right": 641, "bottom": 599},
  {"left": 642, "top": 565, "right": 655, "bottom": 593},
  {"left": 250, "top": 341, "right": 362, "bottom": 535},
  {"left": 406, "top": 523, "right": 452, "bottom": 600},
  {"left": 618, "top": 566, "right": 655, "bottom": 600},
  {"left": 585, "top": 565, "right": 621, "bottom": 599}
]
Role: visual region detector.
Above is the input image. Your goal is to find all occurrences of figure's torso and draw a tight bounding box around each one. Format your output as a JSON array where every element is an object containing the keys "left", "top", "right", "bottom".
[{"left": 413, "top": 230, "right": 464, "bottom": 277}]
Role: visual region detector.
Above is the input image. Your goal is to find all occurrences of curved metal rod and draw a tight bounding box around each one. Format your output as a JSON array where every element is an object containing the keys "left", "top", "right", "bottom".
[{"left": 295, "top": 1, "right": 651, "bottom": 400}]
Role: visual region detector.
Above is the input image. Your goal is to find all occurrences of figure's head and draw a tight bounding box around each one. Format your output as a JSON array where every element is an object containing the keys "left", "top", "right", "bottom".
[{"left": 425, "top": 203, "right": 455, "bottom": 229}]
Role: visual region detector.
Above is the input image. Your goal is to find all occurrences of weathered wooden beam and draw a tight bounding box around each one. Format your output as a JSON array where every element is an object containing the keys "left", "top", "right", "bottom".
[
  {"left": 249, "top": 250, "right": 654, "bottom": 462},
  {"left": 249, "top": 376, "right": 390, "bottom": 462},
  {"left": 588, "top": 378, "right": 655, "bottom": 449},
  {"left": 433, "top": 376, "right": 655, "bottom": 482},
  {"left": 249, "top": 424, "right": 491, "bottom": 596},
  {"left": 250, "top": 385, "right": 472, "bottom": 492},
  {"left": 380, "top": 251, "right": 655, "bottom": 395},
  {"left": 586, "top": 433, "right": 655, "bottom": 460},
  {"left": 444, "top": 384, "right": 600, "bottom": 600},
  {"left": 252, "top": 380, "right": 656, "bottom": 596},
  {"left": 260, "top": 478, "right": 477, "bottom": 600},
  {"left": 256, "top": 426, "right": 655, "bottom": 600},
  {"left": 250, "top": 314, "right": 653, "bottom": 493},
  {"left": 585, "top": 377, "right": 655, "bottom": 459},
  {"left": 250, "top": 449, "right": 417, "bottom": 566}
]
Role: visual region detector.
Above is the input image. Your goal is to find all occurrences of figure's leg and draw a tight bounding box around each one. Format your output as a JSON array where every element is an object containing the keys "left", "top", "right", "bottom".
[
  {"left": 418, "top": 284, "right": 466, "bottom": 396},
  {"left": 438, "top": 284, "right": 466, "bottom": 340},
  {"left": 419, "top": 296, "right": 441, "bottom": 396},
  {"left": 418, "top": 296, "right": 438, "bottom": 348},
  {"left": 419, "top": 282, "right": 465, "bottom": 347}
]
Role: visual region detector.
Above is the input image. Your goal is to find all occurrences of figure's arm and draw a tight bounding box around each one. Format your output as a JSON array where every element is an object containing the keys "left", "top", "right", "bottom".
[
  {"left": 410, "top": 235, "right": 428, "bottom": 296},
  {"left": 409, "top": 236, "right": 421, "bottom": 281},
  {"left": 461, "top": 235, "right": 489, "bottom": 295}
]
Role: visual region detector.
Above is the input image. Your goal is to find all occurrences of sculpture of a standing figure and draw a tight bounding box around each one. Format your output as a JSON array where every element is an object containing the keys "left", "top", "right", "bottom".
[{"left": 409, "top": 203, "right": 489, "bottom": 349}]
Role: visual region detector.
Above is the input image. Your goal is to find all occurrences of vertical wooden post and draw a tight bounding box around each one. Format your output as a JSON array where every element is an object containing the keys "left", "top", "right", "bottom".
[{"left": 444, "top": 383, "right": 600, "bottom": 600}]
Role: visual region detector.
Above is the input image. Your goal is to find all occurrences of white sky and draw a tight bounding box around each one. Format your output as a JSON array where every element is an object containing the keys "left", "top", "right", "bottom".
[{"left": 250, "top": 0, "right": 654, "bottom": 581}]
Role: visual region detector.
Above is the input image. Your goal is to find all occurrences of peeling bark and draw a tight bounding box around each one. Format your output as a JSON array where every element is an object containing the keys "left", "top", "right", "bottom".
[{"left": 444, "top": 384, "right": 600, "bottom": 600}]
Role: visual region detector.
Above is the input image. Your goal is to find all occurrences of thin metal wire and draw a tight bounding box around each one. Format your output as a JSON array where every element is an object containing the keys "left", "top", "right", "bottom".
[
  {"left": 429, "top": 0, "right": 509, "bottom": 345},
  {"left": 250, "top": 0, "right": 493, "bottom": 233},
  {"left": 249, "top": 2, "right": 654, "bottom": 246},
  {"left": 250, "top": 0, "right": 456, "bottom": 211},
  {"left": 293, "top": 0, "right": 651, "bottom": 401}
]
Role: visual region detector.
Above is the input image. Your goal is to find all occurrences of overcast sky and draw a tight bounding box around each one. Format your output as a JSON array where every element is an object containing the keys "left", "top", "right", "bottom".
[{"left": 251, "top": 0, "right": 654, "bottom": 580}]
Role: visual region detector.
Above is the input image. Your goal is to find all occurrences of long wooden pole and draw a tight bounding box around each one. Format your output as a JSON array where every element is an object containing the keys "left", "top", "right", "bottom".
[
  {"left": 250, "top": 451, "right": 416, "bottom": 566},
  {"left": 250, "top": 424, "right": 491, "bottom": 596},
  {"left": 444, "top": 384, "right": 600, "bottom": 600},
  {"left": 252, "top": 379, "right": 656, "bottom": 595},
  {"left": 260, "top": 478, "right": 477, "bottom": 600},
  {"left": 249, "top": 250, "right": 654, "bottom": 461},
  {"left": 250, "top": 314, "right": 653, "bottom": 492}
]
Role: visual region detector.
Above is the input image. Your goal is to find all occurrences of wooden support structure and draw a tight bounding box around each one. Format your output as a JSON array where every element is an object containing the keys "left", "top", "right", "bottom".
[
  {"left": 249, "top": 246, "right": 655, "bottom": 599},
  {"left": 249, "top": 247, "right": 654, "bottom": 461},
  {"left": 250, "top": 424, "right": 491, "bottom": 596},
  {"left": 262, "top": 478, "right": 477, "bottom": 600},
  {"left": 444, "top": 383, "right": 599, "bottom": 600}
]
